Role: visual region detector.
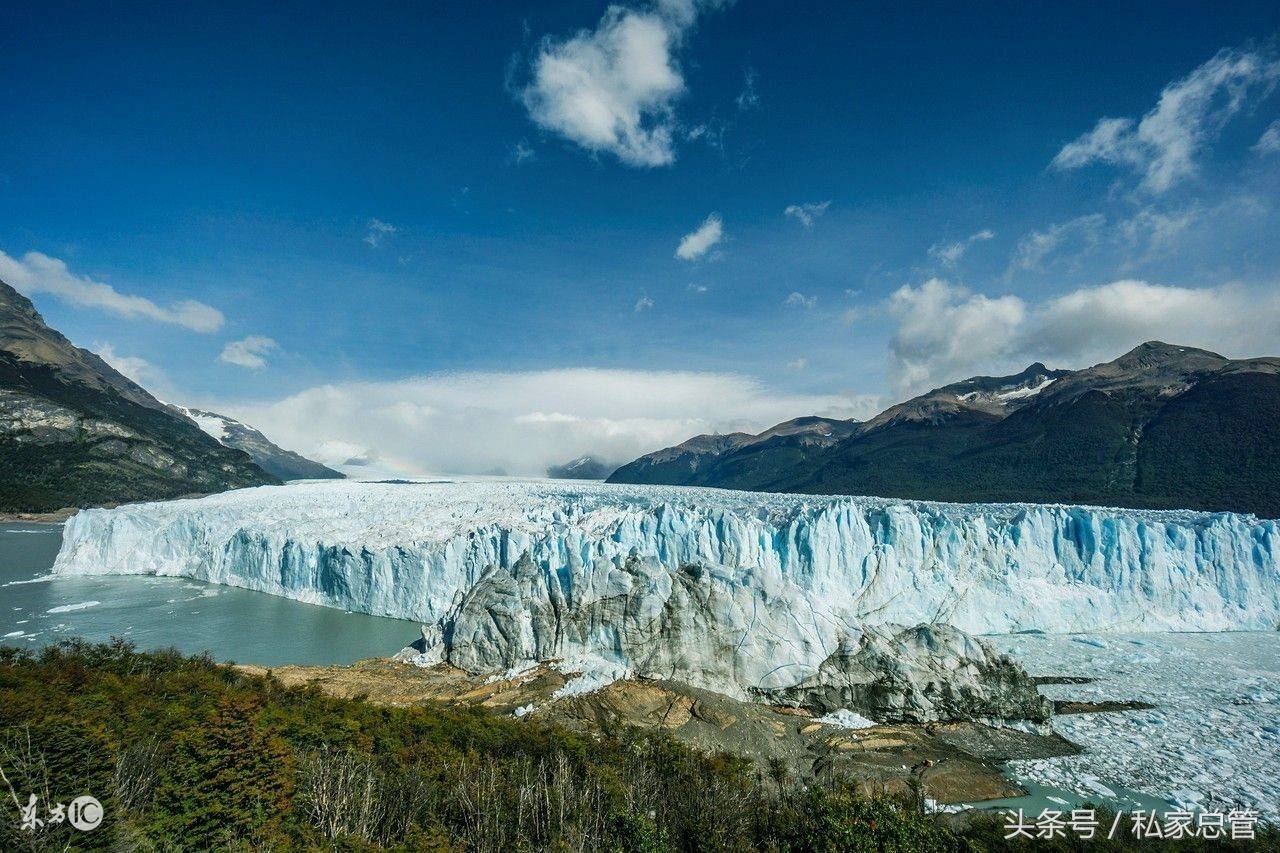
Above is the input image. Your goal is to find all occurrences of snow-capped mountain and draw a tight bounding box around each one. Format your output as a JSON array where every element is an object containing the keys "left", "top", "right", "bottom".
[
  {"left": 168, "top": 405, "right": 343, "bottom": 482},
  {"left": 0, "top": 279, "right": 274, "bottom": 512},
  {"left": 545, "top": 455, "right": 617, "bottom": 480}
]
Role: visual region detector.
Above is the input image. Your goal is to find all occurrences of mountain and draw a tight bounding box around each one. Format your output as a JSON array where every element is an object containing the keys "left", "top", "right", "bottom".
[
  {"left": 609, "top": 342, "right": 1280, "bottom": 518},
  {"left": 545, "top": 455, "right": 615, "bottom": 480},
  {"left": 169, "top": 405, "right": 344, "bottom": 481},
  {"left": 0, "top": 280, "right": 277, "bottom": 512},
  {"left": 606, "top": 416, "right": 860, "bottom": 490}
]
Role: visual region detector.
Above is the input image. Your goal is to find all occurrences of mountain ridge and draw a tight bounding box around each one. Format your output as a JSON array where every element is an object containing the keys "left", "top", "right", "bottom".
[
  {"left": 608, "top": 342, "right": 1280, "bottom": 518},
  {"left": 0, "top": 279, "right": 278, "bottom": 511},
  {"left": 168, "top": 405, "right": 344, "bottom": 482}
]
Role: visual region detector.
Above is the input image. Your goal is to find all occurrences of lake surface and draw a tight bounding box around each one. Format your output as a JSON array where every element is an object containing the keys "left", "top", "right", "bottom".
[{"left": 0, "top": 522, "right": 418, "bottom": 666}]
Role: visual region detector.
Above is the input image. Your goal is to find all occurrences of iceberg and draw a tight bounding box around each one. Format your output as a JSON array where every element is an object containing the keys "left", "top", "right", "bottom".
[{"left": 53, "top": 480, "right": 1279, "bottom": 700}]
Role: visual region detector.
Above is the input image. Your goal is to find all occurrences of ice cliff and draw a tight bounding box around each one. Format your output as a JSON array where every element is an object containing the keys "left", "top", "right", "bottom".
[{"left": 53, "top": 480, "right": 1279, "bottom": 708}]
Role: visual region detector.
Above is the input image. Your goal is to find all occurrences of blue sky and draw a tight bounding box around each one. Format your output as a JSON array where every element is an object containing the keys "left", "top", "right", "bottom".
[{"left": 2, "top": 1, "right": 1279, "bottom": 475}]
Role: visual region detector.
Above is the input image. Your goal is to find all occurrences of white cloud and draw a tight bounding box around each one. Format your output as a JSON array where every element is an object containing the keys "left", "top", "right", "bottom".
[
  {"left": 686, "top": 283, "right": 708, "bottom": 293},
  {"left": 364, "top": 219, "right": 397, "bottom": 248},
  {"left": 520, "top": 0, "right": 721, "bottom": 167},
  {"left": 95, "top": 343, "right": 158, "bottom": 387},
  {"left": 786, "top": 357, "right": 808, "bottom": 371},
  {"left": 1052, "top": 47, "right": 1280, "bottom": 193},
  {"left": 784, "top": 201, "right": 831, "bottom": 228},
  {"left": 885, "top": 277, "right": 1280, "bottom": 396},
  {"left": 784, "top": 292, "right": 816, "bottom": 309},
  {"left": 735, "top": 67, "right": 759, "bottom": 111},
  {"left": 675, "top": 213, "right": 723, "bottom": 260},
  {"left": 634, "top": 295, "right": 655, "bottom": 312},
  {"left": 511, "top": 140, "right": 536, "bottom": 165},
  {"left": 927, "top": 228, "right": 995, "bottom": 265},
  {"left": 1255, "top": 120, "right": 1280, "bottom": 154},
  {"left": 219, "top": 335, "right": 278, "bottom": 370},
  {"left": 215, "top": 368, "right": 875, "bottom": 478},
  {"left": 0, "top": 249, "right": 224, "bottom": 332},
  {"left": 841, "top": 306, "right": 868, "bottom": 326},
  {"left": 887, "top": 279, "right": 1026, "bottom": 396},
  {"left": 1116, "top": 205, "right": 1201, "bottom": 254},
  {"left": 1008, "top": 214, "right": 1106, "bottom": 272}
]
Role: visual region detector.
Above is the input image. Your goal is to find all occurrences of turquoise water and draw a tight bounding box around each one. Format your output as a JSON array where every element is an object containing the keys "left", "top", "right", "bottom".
[{"left": 0, "top": 522, "right": 418, "bottom": 666}]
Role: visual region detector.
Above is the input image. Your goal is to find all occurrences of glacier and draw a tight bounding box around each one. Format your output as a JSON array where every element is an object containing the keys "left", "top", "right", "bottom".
[{"left": 52, "top": 479, "right": 1280, "bottom": 701}]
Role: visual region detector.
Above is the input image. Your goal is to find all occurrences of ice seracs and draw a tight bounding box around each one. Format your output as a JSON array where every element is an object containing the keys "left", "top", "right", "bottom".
[{"left": 53, "top": 479, "right": 1280, "bottom": 711}]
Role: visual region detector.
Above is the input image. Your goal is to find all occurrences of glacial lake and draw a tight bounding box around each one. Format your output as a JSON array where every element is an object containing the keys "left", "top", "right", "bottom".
[{"left": 0, "top": 522, "right": 418, "bottom": 666}]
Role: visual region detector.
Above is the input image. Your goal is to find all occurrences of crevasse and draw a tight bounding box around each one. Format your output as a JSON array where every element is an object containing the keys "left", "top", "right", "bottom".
[{"left": 53, "top": 479, "right": 1280, "bottom": 639}]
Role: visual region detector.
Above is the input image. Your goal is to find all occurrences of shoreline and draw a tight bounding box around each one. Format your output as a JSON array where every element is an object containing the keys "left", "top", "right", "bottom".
[{"left": 0, "top": 509, "right": 74, "bottom": 523}]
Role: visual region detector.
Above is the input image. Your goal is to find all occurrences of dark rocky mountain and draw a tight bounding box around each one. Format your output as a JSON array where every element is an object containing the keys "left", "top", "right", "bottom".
[
  {"left": 609, "top": 342, "right": 1280, "bottom": 518},
  {"left": 545, "top": 455, "right": 616, "bottom": 480},
  {"left": 0, "top": 280, "right": 277, "bottom": 512},
  {"left": 168, "top": 405, "right": 344, "bottom": 481},
  {"left": 607, "top": 416, "right": 860, "bottom": 490}
]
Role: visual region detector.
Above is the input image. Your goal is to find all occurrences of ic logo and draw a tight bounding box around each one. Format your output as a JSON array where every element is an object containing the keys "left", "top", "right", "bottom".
[{"left": 68, "top": 795, "right": 103, "bottom": 831}]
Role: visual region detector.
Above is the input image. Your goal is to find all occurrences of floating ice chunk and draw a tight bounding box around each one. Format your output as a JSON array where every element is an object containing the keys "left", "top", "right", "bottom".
[{"left": 46, "top": 601, "right": 100, "bottom": 614}]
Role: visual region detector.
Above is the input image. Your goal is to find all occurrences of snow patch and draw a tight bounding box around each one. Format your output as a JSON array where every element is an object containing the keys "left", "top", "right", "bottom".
[
  {"left": 550, "top": 656, "right": 631, "bottom": 700},
  {"left": 816, "top": 708, "right": 878, "bottom": 729}
]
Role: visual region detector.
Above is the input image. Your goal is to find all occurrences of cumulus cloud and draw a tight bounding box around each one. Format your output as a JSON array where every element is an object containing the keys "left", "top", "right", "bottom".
[
  {"left": 885, "top": 277, "right": 1280, "bottom": 396},
  {"left": 784, "top": 292, "right": 816, "bottom": 309},
  {"left": 784, "top": 201, "right": 831, "bottom": 228},
  {"left": 520, "top": 0, "right": 721, "bottom": 167},
  {"left": 364, "top": 219, "right": 397, "bottom": 248},
  {"left": 1255, "top": 120, "right": 1280, "bottom": 155},
  {"left": 1051, "top": 47, "right": 1280, "bottom": 193},
  {"left": 927, "top": 228, "right": 995, "bottom": 265},
  {"left": 214, "top": 368, "right": 876, "bottom": 478},
  {"left": 0, "top": 249, "right": 224, "bottom": 332},
  {"left": 219, "top": 336, "right": 278, "bottom": 370},
  {"left": 887, "top": 279, "right": 1026, "bottom": 396},
  {"left": 95, "top": 343, "right": 159, "bottom": 387},
  {"left": 675, "top": 213, "right": 723, "bottom": 260}
]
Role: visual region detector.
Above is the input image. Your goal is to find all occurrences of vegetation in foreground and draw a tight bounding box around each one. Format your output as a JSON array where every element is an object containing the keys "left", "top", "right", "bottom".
[{"left": 0, "top": 640, "right": 1274, "bottom": 851}]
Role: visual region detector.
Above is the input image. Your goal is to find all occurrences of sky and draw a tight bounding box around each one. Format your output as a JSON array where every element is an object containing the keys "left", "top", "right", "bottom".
[{"left": 2, "top": 1, "right": 1279, "bottom": 476}]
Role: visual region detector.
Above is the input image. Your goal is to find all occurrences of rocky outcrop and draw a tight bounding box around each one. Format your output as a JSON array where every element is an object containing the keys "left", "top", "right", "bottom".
[
  {"left": 409, "top": 552, "right": 1050, "bottom": 724},
  {"left": 751, "top": 624, "right": 1051, "bottom": 724}
]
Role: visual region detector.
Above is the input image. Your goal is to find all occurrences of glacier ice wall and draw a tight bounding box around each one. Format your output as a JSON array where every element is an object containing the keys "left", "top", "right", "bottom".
[{"left": 53, "top": 480, "right": 1280, "bottom": 694}]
